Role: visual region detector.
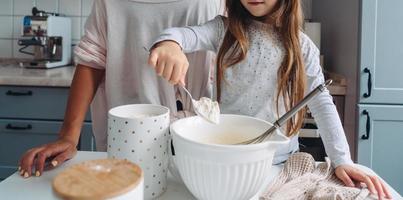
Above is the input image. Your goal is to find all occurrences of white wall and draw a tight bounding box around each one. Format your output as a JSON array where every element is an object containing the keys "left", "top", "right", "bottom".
[{"left": 0, "top": 0, "right": 93, "bottom": 58}]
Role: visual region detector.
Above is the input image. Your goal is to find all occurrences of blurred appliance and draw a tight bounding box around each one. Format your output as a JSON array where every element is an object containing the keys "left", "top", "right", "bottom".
[{"left": 18, "top": 7, "right": 71, "bottom": 68}]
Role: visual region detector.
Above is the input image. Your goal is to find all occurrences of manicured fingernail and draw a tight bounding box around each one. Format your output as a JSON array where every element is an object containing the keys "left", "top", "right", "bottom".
[
  {"left": 51, "top": 160, "right": 58, "bottom": 167},
  {"left": 35, "top": 171, "right": 40, "bottom": 177},
  {"left": 23, "top": 172, "right": 29, "bottom": 178},
  {"left": 18, "top": 166, "right": 21, "bottom": 171}
]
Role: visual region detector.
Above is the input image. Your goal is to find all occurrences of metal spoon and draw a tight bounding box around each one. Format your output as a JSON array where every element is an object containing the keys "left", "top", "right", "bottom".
[
  {"left": 180, "top": 86, "right": 219, "bottom": 124},
  {"left": 143, "top": 46, "right": 218, "bottom": 124},
  {"left": 236, "top": 79, "right": 333, "bottom": 145}
]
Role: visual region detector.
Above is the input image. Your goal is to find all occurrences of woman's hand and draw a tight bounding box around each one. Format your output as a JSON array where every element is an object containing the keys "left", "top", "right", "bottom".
[
  {"left": 148, "top": 41, "right": 189, "bottom": 86},
  {"left": 335, "top": 164, "right": 392, "bottom": 199},
  {"left": 18, "top": 137, "right": 77, "bottom": 178}
]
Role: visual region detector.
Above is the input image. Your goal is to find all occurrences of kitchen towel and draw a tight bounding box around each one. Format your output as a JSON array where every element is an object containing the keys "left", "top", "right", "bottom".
[{"left": 260, "top": 152, "right": 373, "bottom": 200}]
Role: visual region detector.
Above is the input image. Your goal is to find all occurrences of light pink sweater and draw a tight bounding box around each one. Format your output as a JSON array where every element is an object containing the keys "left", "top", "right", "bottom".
[{"left": 74, "top": 0, "right": 223, "bottom": 151}]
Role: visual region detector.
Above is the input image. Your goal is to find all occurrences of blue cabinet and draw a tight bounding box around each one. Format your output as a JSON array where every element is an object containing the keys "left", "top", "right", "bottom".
[
  {"left": 0, "top": 86, "right": 95, "bottom": 180},
  {"left": 0, "top": 86, "right": 91, "bottom": 120},
  {"left": 359, "top": 0, "right": 403, "bottom": 104},
  {"left": 311, "top": 0, "right": 403, "bottom": 194},
  {"left": 357, "top": 105, "right": 403, "bottom": 194},
  {"left": 357, "top": 0, "right": 403, "bottom": 194}
]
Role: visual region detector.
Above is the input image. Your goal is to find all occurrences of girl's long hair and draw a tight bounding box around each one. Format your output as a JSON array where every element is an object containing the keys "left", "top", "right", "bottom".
[{"left": 217, "top": 0, "right": 306, "bottom": 137}]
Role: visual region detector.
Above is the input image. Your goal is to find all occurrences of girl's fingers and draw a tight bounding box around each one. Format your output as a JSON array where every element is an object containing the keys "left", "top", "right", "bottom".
[
  {"left": 170, "top": 63, "right": 182, "bottom": 84},
  {"left": 148, "top": 51, "right": 158, "bottom": 68},
  {"left": 162, "top": 61, "right": 174, "bottom": 82},
  {"left": 156, "top": 61, "right": 165, "bottom": 76},
  {"left": 337, "top": 169, "right": 355, "bottom": 187},
  {"left": 179, "top": 76, "right": 186, "bottom": 86},
  {"left": 347, "top": 168, "right": 376, "bottom": 195},
  {"left": 380, "top": 180, "right": 392, "bottom": 199},
  {"left": 369, "top": 175, "right": 385, "bottom": 200},
  {"left": 180, "top": 63, "right": 189, "bottom": 86},
  {"left": 359, "top": 174, "right": 377, "bottom": 195}
]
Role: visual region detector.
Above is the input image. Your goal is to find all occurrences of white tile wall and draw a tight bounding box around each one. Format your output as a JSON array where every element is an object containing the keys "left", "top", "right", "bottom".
[
  {"left": 0, "top": 0, "right": 13, "bottom": 15},
  {"left": 71, "top": 16, "right": 81, "bottom": 40},
  {"left": 13, "top": 0, "right": 35, "bottom": 16},
  {"left": 13, "top": 16, "right": 24, "bottom": 38},
  {"left": 0, "top": 0, "right": 93, "bottom": 58},
  {"left": 36, "top": 0, "right": 58, "bottom": 14},
  {"left": 81, "top": 0, "right": 93, "bottom": 16},
  {"left": 0, "top": 16, "right": 13, "bottom": 38},
  {"left": 0, "top": 39, "right": 13, "bottom": 57},
  {"left": 59, "top": 0, "right": 81, "bottom": 16}
]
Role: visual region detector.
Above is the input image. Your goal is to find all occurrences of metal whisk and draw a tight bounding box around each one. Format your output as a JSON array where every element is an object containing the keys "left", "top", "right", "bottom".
[{"left": 236, "top": 79, "right": 333, "bottom": 145}]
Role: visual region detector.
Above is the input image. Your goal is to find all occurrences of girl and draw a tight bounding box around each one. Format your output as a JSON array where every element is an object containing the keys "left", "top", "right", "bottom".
[
  {"left": 148, "top": 0, "right": 391, "bottom": 199},
  {"left": 18, "top": 0, "right": 223, "bottom": 178}
]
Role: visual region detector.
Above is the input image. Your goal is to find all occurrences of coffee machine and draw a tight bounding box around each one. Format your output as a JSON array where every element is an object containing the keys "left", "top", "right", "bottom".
[{"left": 18, "top": 7, "right": 71, "bottom": 68}]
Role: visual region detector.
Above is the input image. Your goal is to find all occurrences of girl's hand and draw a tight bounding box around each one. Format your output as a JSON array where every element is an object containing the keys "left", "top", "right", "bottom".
[
  {"left": 335, "top": 164, "right": 392, "bottom": 199},
  {"left": 18, "top": 137, "right": 77, "bottom": 178},
  {"left": 148, "top": 41, "right": 189, "bottom": 86}
]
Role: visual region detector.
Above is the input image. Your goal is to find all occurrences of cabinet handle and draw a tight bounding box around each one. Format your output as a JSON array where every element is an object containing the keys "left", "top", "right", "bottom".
[
  {"left": 6, "top": 90, "right": 33, "bottom": 96},
  {"left": 361, "top": 110, "right": 370, "bottom": 140},
  {"left": 6, "top": 124, "right": 32, "bottom": 130},
  {"left": 363, "top": 68, "right": 372, "bottom": 98}
]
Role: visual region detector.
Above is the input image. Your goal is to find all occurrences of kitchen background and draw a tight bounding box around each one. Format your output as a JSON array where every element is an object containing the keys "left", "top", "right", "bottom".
[
  {"left": 0, "top": 0, "right": 93, "bottom": 58},
  {"left": 0, "top": 0, "right": 315, "bottom": 59},
  {"left": 0, "top": 0, "right": 402, "bottom": 195}
]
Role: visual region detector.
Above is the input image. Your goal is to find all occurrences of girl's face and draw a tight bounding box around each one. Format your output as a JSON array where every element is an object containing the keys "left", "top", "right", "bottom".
[{"left": 240, "top": 0, "right": 278, "bottom": 18}]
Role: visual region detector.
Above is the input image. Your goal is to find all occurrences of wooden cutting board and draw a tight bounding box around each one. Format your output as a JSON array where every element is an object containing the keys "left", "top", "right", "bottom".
[{"left": 53, "top": 159, "right": 143, "bottom": 200}]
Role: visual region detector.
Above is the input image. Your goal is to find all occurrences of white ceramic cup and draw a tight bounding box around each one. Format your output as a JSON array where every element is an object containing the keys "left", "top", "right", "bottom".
[{"left": 107, "top": 104, "right": 170, "bottom": 199}]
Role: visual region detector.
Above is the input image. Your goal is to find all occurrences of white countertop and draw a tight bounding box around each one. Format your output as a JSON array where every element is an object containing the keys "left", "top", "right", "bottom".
[
  {"left": 0, "top": 151, "right": 401, "bottom": 200},
  {"left": 0, "top": 61, "right": 75, "bottom": 87}
]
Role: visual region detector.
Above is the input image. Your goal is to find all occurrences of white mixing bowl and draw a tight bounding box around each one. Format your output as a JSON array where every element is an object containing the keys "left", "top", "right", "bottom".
[{"left": 170, "top": 115, "right": 289, "bottom": 200}]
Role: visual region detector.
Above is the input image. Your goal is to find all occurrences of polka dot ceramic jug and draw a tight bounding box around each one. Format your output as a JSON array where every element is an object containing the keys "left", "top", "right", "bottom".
[{"left": 107, "top": 104, "right": 170, "bottom": 199}]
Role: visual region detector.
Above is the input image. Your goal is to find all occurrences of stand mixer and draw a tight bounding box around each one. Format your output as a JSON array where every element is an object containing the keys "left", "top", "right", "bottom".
[{"left": 18, "top": 7, "right": 71, "bottom": 68}]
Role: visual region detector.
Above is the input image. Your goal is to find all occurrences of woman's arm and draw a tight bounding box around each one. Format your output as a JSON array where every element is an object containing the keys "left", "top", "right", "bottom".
[
  {"left": 19, "top": 65, "right": 104, "bottom": 177},
  {"left": 19, "top": 0, "right": 108, "bottom": 178},
  {"left": 148, "top": 16, "right": 224, "bottom": 85},
  {"left": 60, "top": 65, "right": 104, "bottom": 144}
]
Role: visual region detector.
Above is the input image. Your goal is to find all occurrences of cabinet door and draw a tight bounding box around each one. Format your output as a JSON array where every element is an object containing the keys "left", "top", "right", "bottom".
[
  {"left": 360, "top": 0, "right": 403, "bottom": 104},
  {"left": 0, "top": 120, "right": 60, "bottom": 179},
  {"left": 0, "top": 86, "right": 91, "bottom": 121},
  {"left": 357, "top": 105, "right": 403, "bottom": 194}
]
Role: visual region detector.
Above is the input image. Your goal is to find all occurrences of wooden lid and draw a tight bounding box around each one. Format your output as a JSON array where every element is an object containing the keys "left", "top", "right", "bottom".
[{"left": 53, "top": 159, "right": 143, "bottom": 200}]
